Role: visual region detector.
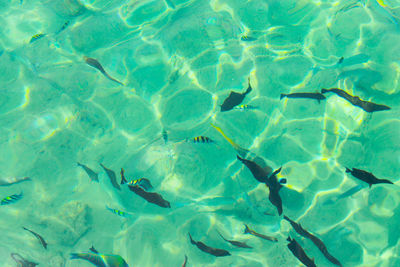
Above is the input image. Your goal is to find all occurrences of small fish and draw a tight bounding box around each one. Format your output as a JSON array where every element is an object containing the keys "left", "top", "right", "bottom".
[
  {"left": 337, "top": 57, "right": 344, "bottom": 64},
  {"left": 128, "top": 178, "right": 153, "bottom": 191},
  {"left": 29, "top": 33, "right": 46, "bottom": 44},
  {"left": 121, "top": 169, "right": 170, "bottom": 208},
  {"left": 182, "top": 255, "right": 187, "bottom": 267},
  {"left": 10, "top": 253, "right": 38, "bottom": 267},
  {"left": 321, "top": 88, "right": 391, "bottom": 112},
  {"left": 287, "top": 237, "right": 316, "bottom": 267},
  {"left": 234, "top": 104, "right": 258, "bottom": 110},
  {"left": 188, "top": 233, "right": 230, "bottom": 257},
  {"left": 1, "top": 192, "right": 23, "bottom": 205},
  {"left": 0, "top": 177, "right": 31, "bottom": 187},
  {"left": 241, "top": 35, "right": 257, "bottom": 41},
  {"left": 244, "top": 224, "right": 277, "bottom": 242},
  {"left": 70, "top": 251, "right": 129, "bottom": 267},
  {"left": 84, "top": 56, "right": 124, "bottom": 86},
  {"left": 162, "top": 129, "right": 168, "bottom": 144},
  {"left": 57, "top": 21, "right": 70, "bottom": 34},
  {"left": 190, "top": 136, "right": 215, "bottom": 144},
  {"left": 323, "top": 184, "right": 365, "bottom": 205},
  {"left": 284, "top": 216, "right": 342, "bottom": 266},
  {"left": 336, "top": 54, "right": 369, "bottom": 67},
  {"left": 220, "top": 77, "right": 252, "bottom": 111},
  {"left": 22, "top": 227, "right": 47, "bottom": 249},
  {"left": 100, "top": 163, "right": 121, "bottom": 190},
  {"left": 217, "top": 230, "right": 252, "bottom": 248},
  {"left": 90, "top": 245, "right": 98, "bottom": 254},
  {"left": 106, "top": 206, "right": 131, "bottom": 218},
  {"left": 280, "top": 92, "right": 326, "bottom": 102},
  {"left": 211, "top": 123, "right": 250, "bottom": 157},
  {"left": 77, "top": 162, "right": 99, "bottom": 182},
  {"left": 345, "top": 168, "right": 393, "bottom": 187}
]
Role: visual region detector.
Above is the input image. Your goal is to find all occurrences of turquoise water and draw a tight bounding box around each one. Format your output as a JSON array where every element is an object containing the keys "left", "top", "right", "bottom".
[{"left": 1, "top": 0, "right": 400, "bottom": 266}]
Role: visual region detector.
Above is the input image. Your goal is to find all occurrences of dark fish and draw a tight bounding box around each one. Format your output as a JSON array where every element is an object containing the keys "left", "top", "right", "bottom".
[
  {"left": 121, "top": 168, "right": 170, "bottom": 208},
  {"left": 77, "top": 162, "right": 99, "bottom": 182},
  {"left": 70, "top": 251, "right": 129, "bottom": 267},
  {"left": 162, "top": 129, "right": 168, "bottom": 144},
  {"left": 237, "top": 155, "right": 269, "bottom": 183},
  {"left": 284, "top": 216, "right": 342, "bottom": 267},
  {"left": 90, "top": 245, "right": 98, "bottom": 254},
  {"left": 30, "top": 33, "right": 46, "bottom": 44},
  {"left": 22, "top": 227, "right": 47, "bottom": 249},
  {"left": 57, "top": 21, "right": 70, "bottom": 34},
  {"left": 220, "top": 77, "right": 252, "bottom": 111},
  {"left": 265, "top": 167, "right": 284, "bottom": 216},
  {"left": 280, "top": 92, "right": 326, "bottom": 102},
  {"left": 100, "top": 163, "right": 121, "bottom": 190},
  {"left": 190, "top": 136, "right": 215, "bottom": 144},
  {"left": 84, "top": 56, "right": 124, "bottom": 86},
  {"left": 337, "top": 57, "right": 344, "bottom": 64},
  {"left": 287, "top": 237, "right": 316, "bottom": 267},
  {"left": 345, "top": 167, "right": 393, "bottom": 187},
  {"left": 321, "top": 88, "right": 391, "bottom": 112},
  {"left": 0, "top": 176, "right": 31, "bottom": 186},
  {"left": 188, "top": 233, "right": 230, "bottom": 257},
  {"left": 182, "top": 254, "right": 187, "bottom": 267},
  {"left": 129, "top": 178, "right": 153, "bottom": 191},
  {"left": 10, "top": 253, "right": 38, "bottom": 267},
  {"left": 217, "top": 230, "right": 252, "bottom": 248},
  {"left": 1, "top": 192, "right": 23, "bottom": 205},
  {"left": 241, "top": 35, "right": 257, "bottom": 41},
  {"left": 244, "top": 224, "right": 277, "bottom": 242}
]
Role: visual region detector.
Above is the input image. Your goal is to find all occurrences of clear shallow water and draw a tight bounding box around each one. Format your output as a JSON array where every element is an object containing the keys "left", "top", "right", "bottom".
[{"left": 1, "top": 0, "right": 400, "bottom": 266}]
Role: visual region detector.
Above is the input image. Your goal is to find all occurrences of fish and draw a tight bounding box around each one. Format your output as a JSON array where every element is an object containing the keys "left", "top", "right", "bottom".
[
  {"left": 1, "top": 192, "right": 23, "bottom": 205},
  {"left": 70, "top": 250, "right": 129, "bottom": 267},
  {"left": 57, "top": 21, "right": 70, "bottom": 34},
  {"left": 182, "top": 255, "right": 187, "bottom": 267},
  {"left": 241, "top": 35, "right": 257, "bottom": 41},
  {"left": 90, "top": 246, "right": 99, "bottom": 254},
  {"left": 162, "top": 129, "right": 168, "bottom": 144},
  {"left": 128, "top": 178, "right": 153, "bottom": 191},
  {"left": 243, "top": 224, "right": 277, "bottom": 242},
  {"left": 189, "top": 136, "right": 215, "bottom": 144},
  {"left": 10, "top": 253, "right": 38, "bottom": 267},
  {"left": 29, "top": 33, "right": 46, "bottom": 44},
  {"left": 237, "top": 155, "right": 270, "bottom": 183},
  {"left": 106, "top": 206, "right": 131, "bottom": 218},
  {"left": 345, "top": 167, "right": 393, "bottom": 187},
  {"left": 100, "top": 164, "right": 121, "bottom": 190},
  {"left": 220, "top": 77, "right": 252, "bottom": 111},
  {"left": 0, "top": 177, "right": 31, "bottom": 187},
  {"left": 22, "top": 227, "right": 47, "bottom": 249},
  {"left": 188, "top": 233, "right": 231, "bottom": 257},
  {"left": 321, "top": 88, "right": 391, "bottom": 112},
  {"left": 84, "top": 56, "right": 124, "bottom": 86},
  {"left": 210, "top": 123, "right": 250, "bottom": 157},
  {"left": 283, "top": 216, "right": 342, "bottom": 266},
  {"left": 280, "top": 92, "right": 326, "bottom": 102},
  {"left": 77, "top": 162, "right": 99, "bottom": 182},
  {"left": 287, "top": 237, "right": 316, "bottom": 267},
  {"left": 121, "top": 168, "right": 170, "bottom": 208},
  {"left": 233, "top": 104, "right": 258, "bottom": 110},
  {"left": 323, "top": 184, "right": 365, "bottom": 205},
  {"left": 336, "top": 54, "right": 369, "bottom": 68},
  {"left": 217, "top": 230, "right": 252, "bottom": 248}
]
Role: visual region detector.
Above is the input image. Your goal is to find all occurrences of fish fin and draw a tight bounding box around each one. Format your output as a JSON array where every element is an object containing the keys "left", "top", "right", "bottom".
[
  {"left": 245, "top": 77, "right": 252, "bottom": 95},
  {"left": 237, "top": 155, "right": 244, "bottom": 162},
  {"left": 120, "top": 168, "right": 127, "bottom": 184},
  {"left": 345, "top": 167, "right": 352, "bottom": 173},
  {"left": 188, "top": 233, "right": 195, "bottom": 244},
  {"left": 280, "top": 94, "right": 286, "bottom": 100},
  {"left": 283, "top": 215, "right": 290, "bottom": 221},
  {"left": 70, "top": 253, "right": 80, "bottom": 260},
  {"left": 244, "top": 224, "right": 251, "bottom": 234},
  {"left": 369, "top": 183, "right": 372, "bottom": 188},
  {"left": 89, "top": 245, "right": 98, "bottom": 254}
]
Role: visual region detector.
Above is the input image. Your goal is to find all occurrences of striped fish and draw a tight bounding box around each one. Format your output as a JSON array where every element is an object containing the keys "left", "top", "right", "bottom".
[
  {"left": 70, "top": 252, "right": 129, "bottom": 267},
  {"left": 29, "top": 33, "right": 46, "bottom": 44},
  {"left": 1, "top": 192, "right": 23, "bottom": 205},
  {"left": 106, "top": 206, "right": 131, "bottom": 218},
  {"left": 191, "top": 136, "right": 214, "bottom": 144},
  {"left": 234, "top": 104, "right": 258, "bottom": 110},
  {"left": 241, "top": 35, "right": 257, "bottom": 41},
  {"left": 128, "top": 178, "right": 153, "bottom": 191}
]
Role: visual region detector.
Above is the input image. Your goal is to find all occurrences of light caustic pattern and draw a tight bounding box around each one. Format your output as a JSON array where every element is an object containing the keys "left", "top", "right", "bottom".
[{"left": 0, "top": 0, "right": 400, "bottom": 266}]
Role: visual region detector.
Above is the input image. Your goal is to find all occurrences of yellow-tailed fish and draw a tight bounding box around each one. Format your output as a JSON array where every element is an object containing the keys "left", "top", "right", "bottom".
[
  {"left": 210, "top": 123, "right": 249, "bottom": 157},
  {"left": 1, "top": 192, "right": 23, "bottom": 205},
  {"left": 106, "top": 206, "right": 131, "bottom": 218},
  {"left": 30, "top": 33, "right": 46, "bottom": 44},
  {"left": 70, "top": 251, "right": 129, "bottom": 267}
]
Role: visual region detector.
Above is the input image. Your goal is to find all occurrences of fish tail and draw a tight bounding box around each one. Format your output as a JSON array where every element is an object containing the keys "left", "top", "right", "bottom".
[
  {"left": 216, "top": 230, "right": 227, "bottom": 241},
  {"left": 244, "top": 77, "right": 252, "bottom": 95},
  {"left": 244, "top": 224, "right": 251, "bottom": 234},
  {"left": 120, "top": 168, "right": 127, "bottom": 184},
  {"left": 345, "top": 167, "right": 351, "bottom": 173},
  {"left": 381, "top": 179, "right": 393, "bottom": 184},
  {"left": 283, "top": 215, "right": 290, "bottom": 222},
  {"left": 188, "top": 233, "right": 195, "bottom": 245},
  {"left": 280, "top": 94, "right": 286, "bottom": 100}
]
